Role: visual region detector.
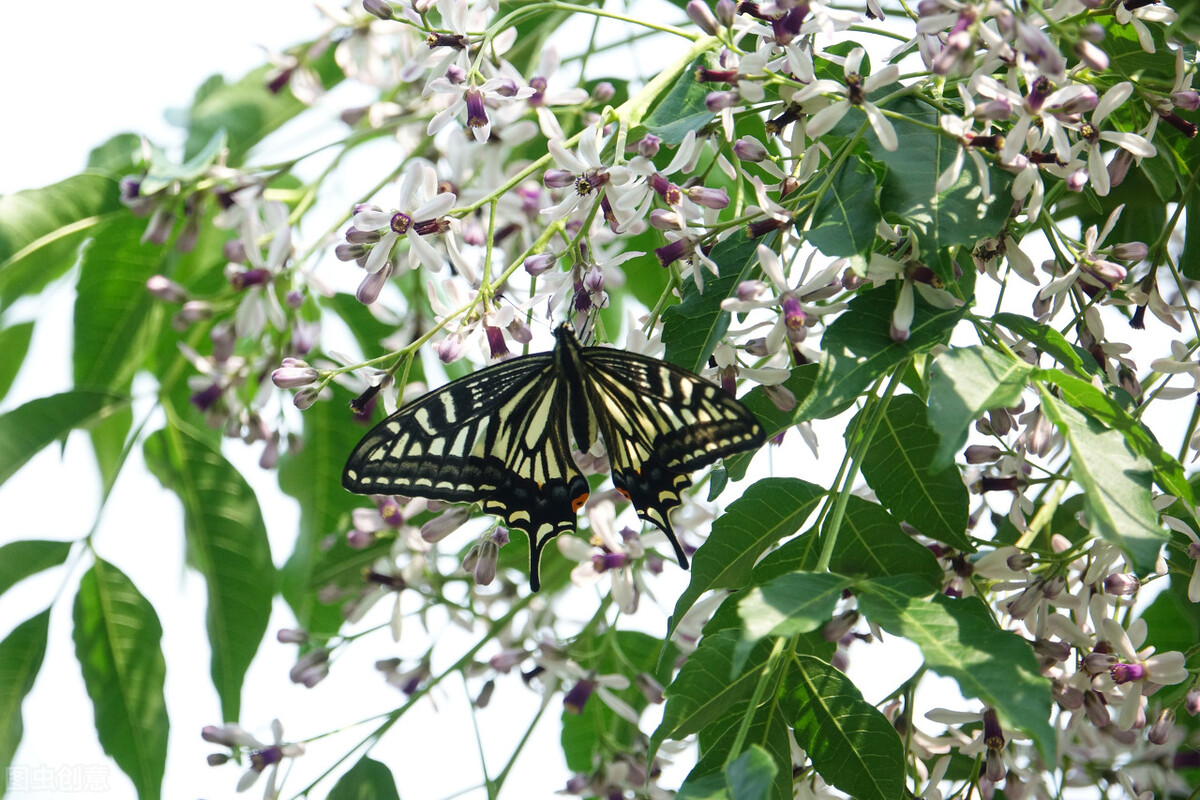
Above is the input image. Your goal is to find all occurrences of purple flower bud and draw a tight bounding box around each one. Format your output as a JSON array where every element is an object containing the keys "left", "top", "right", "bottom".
[
  {"left": 422, "top": 505, "right": 470, "bottom": 542},
  {"left": 272, "top": 360, "right": 320, "bottom": 389},
  {"left": 649, "top": 208, "right": 681, "bottom": 230},
  {"left": 1066, "top": 169, "right": 1088, "bottom": 192},
  {"left": 356, "top": 262, "right": 391, "bottom": 305},
  {"left": 1110, "top": 241, "right": 1148, "bottom": 261},
  {"left": 1006, "top": 552, "right": 1035, "bottom": 571},
  {"left": 276, "top": 628, "right": 309, "bottom": 644},
  {"left": 1081, "top": 258, "right": 1126, "bottom": 289},
  {"left": 142, "top": 208, "right": 175, "bottom": 245},
  {"left": 436, "top": 334, "right": 464, "bottom": 364},
  {"left": 705, "top": 90, "right": 740, "bottom": 112},
  {"left": 475, "top": 679, "right": 495, "bottom": 708},
  {"left": 146, "top": 275, "right": 188, "bottom": 303},
  {"left": 822, "top": 610, "right": 859, "bottom": 642},
  {"left": 1172, "top": 90, "right": 1200, "bottom": 111},
  {"left": 1083, "top": 689, "right": 1110, "bottom": 726},
  {"left": 687, "top": 0, "right": 720, "bottom": 34},
  {"left": 592, "top": 81, "right": 615, "bottom": 102},
  {"left": 289, "top": 648, "right": 330, "bottom": 687},
  {"left": 636, "top": 672, "right": 665, "bottom": 704},
  {"left": 1074, "top": 40, "right": 1109, "bottom": 72},
  {"left": 638, "top": 134, "right": 661, "bottom": 158},
  {"left": 335, "top": 242, "right": 367, "bottom": 262},
  {"left": 345, "top": 226, "right": 382, "bottom": 245},
  {"left": 965, "top": 445, "right": 1004, "bottom": 463},
  {"left": 984, "top": 749, "right": 1005, "bottom": 783},
  {"left": 472, "top": 539, "right": 499, "bottom": 585},
  {"left": 715, "top": 0, "right": 735, "bottom": 26},
  {"left": 190, "top": 382, "right": 223, "bottom": 412},
  {"left": 1186, "top": 688, "right": 1200, "bottom": 716},
  {"left": 293, "top": 386, "right": 320, "bottom": 410},
  {"left": 485, "top": 325, "right": 508, "bottom": 359},
  {"left": 524, "top": 252, "right": 557, "bottom": 275},
  {"left": 733, "top": 136, "right": 768, "bottom": 161},
  {"left": 1104, "top": 573, "right": 1140, "bottom": 595},
  {"left": 687, "top": 185, "right": 730, "bottom": 209},
  {"left": 363, "top": 0, "right": 394, "bottom": 19},
  {"left": 1033, "top": 637, "right": 1071, "bottom": 662},
  {"left": 543, "top": 169, "right": 576, "bottom": 189},
  {"left": 764, "top": 383, "right": 797, "bottom": 412},
  {"left": 207, "top": 753, "right": 230, "bottom": 766},
  {"left": 1149, "top": 708, "right": 1175, "bottom": 744},
  {"left": 736, "top": 279, "right": 766, "bottom": 301},
  {"left": 1053, "top": 681, "right": 1084, "bottom": 710}
]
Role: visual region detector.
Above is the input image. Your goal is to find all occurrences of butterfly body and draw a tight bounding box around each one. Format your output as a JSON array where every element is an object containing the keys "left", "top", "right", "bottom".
[{"left": 343, "top": 324, "right": 765, "bottom": 590}]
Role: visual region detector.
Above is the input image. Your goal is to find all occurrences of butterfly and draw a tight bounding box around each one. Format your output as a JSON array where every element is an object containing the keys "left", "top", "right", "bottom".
[{"left": 343, "top": 323, "right": 765, "bottom": 590}]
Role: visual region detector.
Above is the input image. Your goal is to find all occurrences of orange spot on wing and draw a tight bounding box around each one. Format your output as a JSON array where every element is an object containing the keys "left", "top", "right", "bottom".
[
  {"left": 616, "top": 486, "right": 630, "bottom": 500},
  {"left": 571, "top": 492, "right": 590, "bottom": 512}
]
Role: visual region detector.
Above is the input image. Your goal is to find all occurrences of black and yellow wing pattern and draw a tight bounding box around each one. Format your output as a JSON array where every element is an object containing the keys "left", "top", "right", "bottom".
[{"left": 343, "top": 323, "right": 765, "bottom": 590}]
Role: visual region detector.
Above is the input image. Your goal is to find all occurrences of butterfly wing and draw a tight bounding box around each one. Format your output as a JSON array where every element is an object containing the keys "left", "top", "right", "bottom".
[
  {"left": 343, "top": 352, "right": 590, "bottom": 590},
  {"left": 578, "top": 346, "right": 766, "bottom": 568}
]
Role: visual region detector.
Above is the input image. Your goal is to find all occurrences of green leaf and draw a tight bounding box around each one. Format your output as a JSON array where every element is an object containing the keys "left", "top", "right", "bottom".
[
  {"left": 184, "top": 66, "right": 314, "bottom": 164},
  {"left": 73, "top": 559, "right": 168, "bottom": 800},
  {"left": 927, "top": 345, "right": 1032, "bottom": 470},
  {"left": 856, "top": 575, "right": 1056, "bottom": 764},
  {"left": 279, "top": 384, "right": 370, "bottom": 636},
  {"left": 0, "top": 320, "right": 34, "bottom": 401},
  {"left": 0, "top": 174, "right": 124, "bottom": 306},
  {"left": 87, "top": 133, "right": 144, "bottom": 176},
  {"left": 562, "top": 631, "right": 678, "bottom": 773},
  {"left": 641, "top": 57, "right": 716, "bottom": 145},
  {"left": 144, "top": 427, "right": 274, "bottom": 722},
  {"left": 140, "top": 131, "right": 226, "bottom": 195},
  {"left": 854, "top": 394, "right": 971, "bottom": 550},
  {"left": 1037, "top": 391, "right": 1167, "bottom": 574},
  {"left": 653, "top": 630, "right": 775, "bottom": 754},
  {"left": 725, "top": 745, "right": 778, "bottom": 800},
  {"left": 801, "top": 285, "right": 967, "bottom": 420},
  {"left": 737, "top": 572, "right": 849, "bottom": 652},
  {"left": 73, "top": 219, "right": 166, "bottom": 390},
  {"left": 828, "top": 496, "right": 943, "bottom": 586},
  {"left": 1038, "top": 369, "right": 1195, "bottom": 511},
  {"left": 690, "top": 683, "right": 795, "bottom": 800},
  {"left": 0, "top": 390, "right": 128, "bottom": 488},
  {"left": 0, "top": 540, "right": 73, "bottom": 599},
  {"left": 327, "top": 756, "right": 401, "bottom": 800},
  {"left": 806, "top": 156, "right": 881, "bottom": 257},
  {"left": 869, "top": 96, "right": 1013, "bottom": 282},
  {"left": 0, "top": 608, "right": 50, "bottom": 797},
  {"left": 669, "top": 478, "right": 825, "bottom": 639},
  {"left": 663, "top": 232, "right": 774, "bottom": 373},
  {"left": 992, "top": 313, "right": 1099, "bottom": 377},
  {"left": 789, "top": 656, "right": 905, "bottom": 800}
]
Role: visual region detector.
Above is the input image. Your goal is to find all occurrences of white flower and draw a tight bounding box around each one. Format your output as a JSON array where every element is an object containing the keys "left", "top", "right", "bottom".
[
  {"left": 795, "top": 47, "right": 900, "bottom": 151},
  {"left": 352, "top": 161, "right": 456, "bottom": 277}
]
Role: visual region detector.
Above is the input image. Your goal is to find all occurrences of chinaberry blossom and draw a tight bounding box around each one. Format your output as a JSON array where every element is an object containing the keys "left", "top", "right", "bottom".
[
  {"left": 794, "top": 47, "right": 900, "bottom": 151},
  {"left": 342, "top": 161, "right": 456, "bottom": 303}
]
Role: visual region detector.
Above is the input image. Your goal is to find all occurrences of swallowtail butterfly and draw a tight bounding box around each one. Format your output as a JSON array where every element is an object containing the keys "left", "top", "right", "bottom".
[{"left": 343, "top": 323, "right": 765, "bottom": 590}]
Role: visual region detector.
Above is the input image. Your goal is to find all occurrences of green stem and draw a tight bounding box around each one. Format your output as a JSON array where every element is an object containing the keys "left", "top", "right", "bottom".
[{"left": 816, "top": 364, "right": 906, "bottom": 572}]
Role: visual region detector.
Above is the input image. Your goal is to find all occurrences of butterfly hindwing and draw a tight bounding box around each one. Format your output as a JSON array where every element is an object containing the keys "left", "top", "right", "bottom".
[{"left": 574, "top": 344, "right": 766, "bottom": 567}]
